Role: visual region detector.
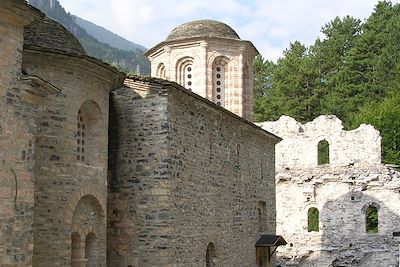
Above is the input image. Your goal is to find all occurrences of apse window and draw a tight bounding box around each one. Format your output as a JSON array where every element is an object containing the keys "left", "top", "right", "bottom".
[
  {"left": 317, "top": 140, "right": 330, "bottom": 165},
  {"left": 77, "top": 109, "right": 86, "bottom": 162},
  {"left": 307, "top": 207, "right": 319, "bottom": 232},
  {"left": 365, "top": 205, "right": 379, "bottom": 234}
]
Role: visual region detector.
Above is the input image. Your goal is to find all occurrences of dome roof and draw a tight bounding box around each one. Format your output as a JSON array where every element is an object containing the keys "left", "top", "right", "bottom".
[
  {"left": 166, "top": 19, "right": 240, "bottom": 41},
  {"left": 24, "top": 17, "right": 86, "bottom": 55}
]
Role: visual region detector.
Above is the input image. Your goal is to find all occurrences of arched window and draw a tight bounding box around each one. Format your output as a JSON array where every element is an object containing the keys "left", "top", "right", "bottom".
[
  {"left": 156, "top": 63, "right": 166, "bottom": 79},
  {"left": 308, "top": 207, "right": 319, "bottom": 232},
  {"left": 206, "top": 242, "right": 216, "bottom": 267},
  {"left": 363, "top": 203, "right": 379, "bottom": 234},
  {"left": 213, "top": 64, "right": 225, "bottom": 106},
  {"left": 176, "top": 57, "right": 194, "bottom": 90},
  {"left": 76, "top": 109, "right": 86, "bottom": 162},
  {"left": 76, "top": 101, "right": 102, "bottom": 165},
  {"left": 212, "top": 57, "right": 229, "bottom": 107},
  {"left": 317, "top": 140, "right": 330, "bottom": 165},
  {"left": 85, "top": 232, "right": 97, "bottom": 267}
]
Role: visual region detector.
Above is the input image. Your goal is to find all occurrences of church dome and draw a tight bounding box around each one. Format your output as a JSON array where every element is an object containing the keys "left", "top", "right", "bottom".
[
  {"left": 166, "top": 19, "right": 240, "bottom": 41},
  {"left": 24, "top": 17, "right": 86, "bottom": 55}
]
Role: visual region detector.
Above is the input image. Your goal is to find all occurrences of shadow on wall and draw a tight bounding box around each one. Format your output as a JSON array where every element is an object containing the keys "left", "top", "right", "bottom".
[{"left": 294, "top": 191, "right": 400, "bottom": 266}]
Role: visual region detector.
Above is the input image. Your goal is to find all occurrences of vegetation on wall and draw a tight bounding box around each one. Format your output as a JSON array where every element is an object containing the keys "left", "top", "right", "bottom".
[
  {"left": 308, "top": 208, "right": 319, "bottom": 232},
  {"left": 366, "top": 206, "right": 379, "bottom": 234},
  {"left": 254, "top": 1, "right": 400, "bottom": 165}
]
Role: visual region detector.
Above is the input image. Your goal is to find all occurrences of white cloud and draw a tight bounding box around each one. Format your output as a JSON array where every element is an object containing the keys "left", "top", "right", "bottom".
[{"left": 59, "top": 0, "right": 400, "bottom": 61}]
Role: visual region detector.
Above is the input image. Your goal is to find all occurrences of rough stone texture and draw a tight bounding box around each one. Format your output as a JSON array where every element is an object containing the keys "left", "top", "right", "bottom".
[
  {"left": 1, "top": 2, "right": 280, "bottom": 267},
  {"left": 21, "top": 48, "right": 122, "bottom": 267},
  {"left": 108, "top": 76, "right": 279, "bottom": 267},
  {"left": 146, "top": 21, "right": 257, "bottom": 121},
  {"left": 166, "top": 20, "right": 240, "bottom": 41},
  {"left": 0, "top": 2, "right": 42, "bottom": 266},
  {"left": 259, "top": 115, "right": 400, "bottom": 267},
  {"left": 24, "top": 16, "right": 86, "bottom": 55},
  {"left": 258, "top": 115, "right": 381, "bottom": 169}
]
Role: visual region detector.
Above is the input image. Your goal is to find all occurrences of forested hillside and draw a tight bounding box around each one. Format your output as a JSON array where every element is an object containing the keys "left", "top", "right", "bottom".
[
  {"left": 73, "top": 16, "right": 147, "bottom": 52},
  {"left": 254, "top": 1, "right": 399, "bottom": 165},
  {"left": 27, "top": 0, "right": 150, "bottom": 74}
]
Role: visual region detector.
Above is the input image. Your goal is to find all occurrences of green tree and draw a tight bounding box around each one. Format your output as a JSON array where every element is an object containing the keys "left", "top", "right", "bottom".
[
  {"left": 254, "top": 42, "right": 321, "bottom": 123},
  {"left": 352, "top": 93, "right": 400, "bottom": 165}
]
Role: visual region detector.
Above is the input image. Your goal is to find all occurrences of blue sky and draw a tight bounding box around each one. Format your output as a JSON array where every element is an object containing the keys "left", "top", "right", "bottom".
[{"left": 59, "top": 0, "right": 399, "bottom": 61}]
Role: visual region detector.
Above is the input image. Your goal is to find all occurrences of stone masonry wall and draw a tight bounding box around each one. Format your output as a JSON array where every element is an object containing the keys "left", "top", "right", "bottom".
[
  {"left": 108, "top": 79, "right": 172, "bottom": 267},
  {"left": 258, "top": 115, "right": 381, "bottom": 169},
  {"left": 109, "top": 77, "right": 279, "bottom": 267},
  {"left": 275, "top": 165, "right": 400, "bottom": 267},
  {"left": 167, "top": 83, "right": 278, "bottom": 266},
  {"left": 259, "top": 115, "right": 400, "bottom": 267},
  {"left": 22, "top": 50, "right": 116, "bottom": 267},
  {"left": 0, "top": 3, "right": 41, "bottom": 266}
]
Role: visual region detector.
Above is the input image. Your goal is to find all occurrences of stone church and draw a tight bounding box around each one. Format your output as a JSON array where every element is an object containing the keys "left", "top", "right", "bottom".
[{"left": 0, "top": 1, "right": 285, "bottom": 267}]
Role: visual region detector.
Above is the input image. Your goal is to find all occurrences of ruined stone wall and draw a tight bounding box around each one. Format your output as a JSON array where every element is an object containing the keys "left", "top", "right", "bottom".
[
  {"left": 22, "top": 50, "right": 116, "bottom": 267},
  {"left": 259, "top": 115, "right": 400, "bottom": 266},
  {"left": 275, "top": 165, "right": 400, "bottom": 267},
  {"left": 167, "top": 83, "right": 277, "bottom": 267},
  {"left": 258, "top": 115, "right": 381, "bottom": 169},
  {"left": 109, "top": 77, "right": 279, "bottom": 267}
]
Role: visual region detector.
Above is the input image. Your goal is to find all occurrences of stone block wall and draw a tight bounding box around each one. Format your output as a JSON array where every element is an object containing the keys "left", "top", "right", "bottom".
[
  {"left": 0, "top": 3, "right": 41, "bottom": 266},
  {"left": 22, "top": 50, "right": 117, "bottom": 267},
  {"left": 275, "top": 165, "right": 400, "bottom": 266},
  {"left": 108, "top": 79, "right": 172, "bottom": 267},
  {"left": 258, "top": 115, "right": 381, "bottom": 169},
  {"left": 259, "top": 115, "right": 400, "bottom": 266},
  {"left": 108, "top": 77, "right": 279, "bottom": 267},
  {"left": 167, "top": 81, "right": 277, "bottom": 266}
]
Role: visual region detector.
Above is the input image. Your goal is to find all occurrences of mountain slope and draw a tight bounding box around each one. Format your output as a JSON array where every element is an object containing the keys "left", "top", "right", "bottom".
[
  {"left": 27, "top": 0, "right": 150, "bottom": 74},
  {"left": 73, "top": 16, "right": 147, "bottom": 52}
]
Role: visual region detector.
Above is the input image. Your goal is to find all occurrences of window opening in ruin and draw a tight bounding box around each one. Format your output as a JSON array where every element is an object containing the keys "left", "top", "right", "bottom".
[
  {"left": 85, "top": 232, "right": 98, "bottom": 267},
  {"left": 206, "top": 242, "right": 216, "bottom": 267},
  {"left": 366, "top": 206, "right": 378, "bottom": 234},
  {"left": 257, "top": 201, "right": 267, "bottom": 232},
  {"left": 77, "top": 109, "right": 86, "bottom": 162},
  {"left": 213, "top": 64, "right": 225, "bottom": 106},
  {"left": 308, "top": 207, "right": 319, "bottom": 232},
  {"left": 317, "top": 140, "right": 330, "bottom": 165}
]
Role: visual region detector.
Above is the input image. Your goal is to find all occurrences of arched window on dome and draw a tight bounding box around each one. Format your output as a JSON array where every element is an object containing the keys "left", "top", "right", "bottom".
[
  {"left": 176, "top": 57, "right": 194, "bottom": 91},
  {"left": 156, "top": 63, "right": 166, "bottom": 79},
  {"left": 212, "top": 56, "right": 229, "bottom": 107}
]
